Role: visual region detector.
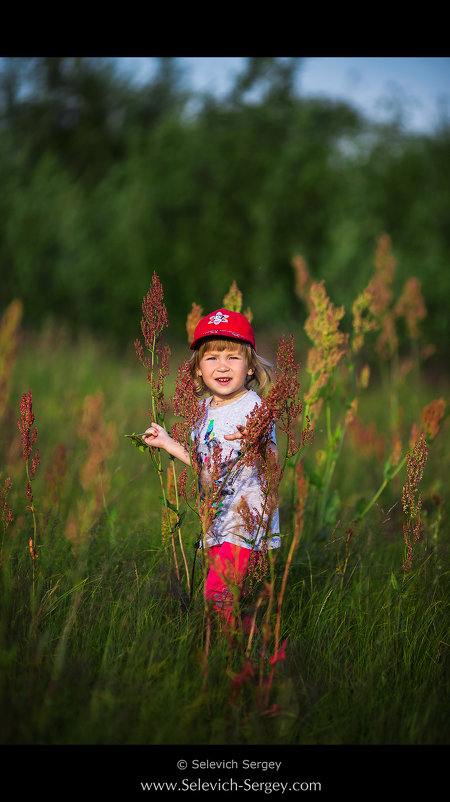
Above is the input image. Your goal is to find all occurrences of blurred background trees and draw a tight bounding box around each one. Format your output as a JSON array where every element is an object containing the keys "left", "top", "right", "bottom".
[{"left": 0, "top": 56, "right": 448, "bottom": 363}]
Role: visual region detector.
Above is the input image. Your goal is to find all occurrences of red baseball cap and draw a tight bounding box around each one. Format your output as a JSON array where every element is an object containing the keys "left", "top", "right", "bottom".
[{"left": 190, "top": 308, "right": 256, "bottom": 350}]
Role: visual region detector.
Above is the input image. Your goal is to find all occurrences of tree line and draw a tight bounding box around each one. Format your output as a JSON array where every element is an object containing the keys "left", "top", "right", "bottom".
[{"left": 0, "top": 57, "right": 448, "bottom": 362}]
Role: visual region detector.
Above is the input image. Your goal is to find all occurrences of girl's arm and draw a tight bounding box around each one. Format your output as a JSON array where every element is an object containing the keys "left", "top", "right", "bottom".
[{"left": 142, "top": 423, "right": 191, "bottom": 466}]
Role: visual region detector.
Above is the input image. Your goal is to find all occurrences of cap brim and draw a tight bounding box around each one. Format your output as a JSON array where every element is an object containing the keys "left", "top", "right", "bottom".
[{"left": 190, "top": 331, "right": 255, "bottom": 350}]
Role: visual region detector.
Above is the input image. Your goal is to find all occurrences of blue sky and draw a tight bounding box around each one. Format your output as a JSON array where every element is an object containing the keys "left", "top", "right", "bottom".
[{"left": 120, "top": 56, "right": 450, "bottom": 134}]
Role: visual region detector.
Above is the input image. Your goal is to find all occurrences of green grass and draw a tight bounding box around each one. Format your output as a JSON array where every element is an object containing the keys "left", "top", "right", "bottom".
[{"left": 0, "top": 325, "right": 449, "bottom": 746}]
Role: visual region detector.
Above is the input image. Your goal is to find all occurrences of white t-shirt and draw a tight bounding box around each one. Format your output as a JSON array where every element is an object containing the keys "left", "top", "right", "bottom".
[{"left": 193, "top": 389, "right": 281, "bottom": 551}]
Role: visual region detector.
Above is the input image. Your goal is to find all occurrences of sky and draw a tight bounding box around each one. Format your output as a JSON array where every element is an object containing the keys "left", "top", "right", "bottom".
[{"left": 120, "top": 56, "right": 450, "bottom": 134}]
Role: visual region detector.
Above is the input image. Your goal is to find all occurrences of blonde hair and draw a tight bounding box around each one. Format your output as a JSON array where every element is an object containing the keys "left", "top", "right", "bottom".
[{"left": 189, "top": 337, "right": 273, "bottom": 398}]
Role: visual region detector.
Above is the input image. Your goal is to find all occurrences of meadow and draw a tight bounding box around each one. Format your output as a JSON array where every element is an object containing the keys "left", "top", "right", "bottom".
[{"left": 0, "top": 242, "right": 449, "bottom": 750}]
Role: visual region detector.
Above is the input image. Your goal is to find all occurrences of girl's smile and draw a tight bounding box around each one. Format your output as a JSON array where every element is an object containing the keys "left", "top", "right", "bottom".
[{"left": 198, "top": 349, "right": 253, "bottom": 405}]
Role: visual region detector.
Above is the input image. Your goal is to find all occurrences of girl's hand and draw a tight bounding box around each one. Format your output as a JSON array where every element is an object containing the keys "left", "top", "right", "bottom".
[
  {"left": 224, "top": 426, "right": 279, "bottom": 461},
  {"left": 142, "top": 423, "right": 191, "bottom": 466},
  {"left": 224, "top": 425, "right": 247, "bottom": 441},
  {"left": 142, "top": 423, "right": 172, "bottom": 450}
]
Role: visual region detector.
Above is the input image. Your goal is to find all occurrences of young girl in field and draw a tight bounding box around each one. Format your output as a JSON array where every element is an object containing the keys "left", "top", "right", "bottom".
[{"left": 142, "top": 309, "right": 280, "bottom": 632}]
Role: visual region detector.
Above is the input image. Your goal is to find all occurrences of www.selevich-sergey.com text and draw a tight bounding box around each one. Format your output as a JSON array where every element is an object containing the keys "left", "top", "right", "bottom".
[{"left": 140, "top": 778, "right": 322, "bottom": 793}]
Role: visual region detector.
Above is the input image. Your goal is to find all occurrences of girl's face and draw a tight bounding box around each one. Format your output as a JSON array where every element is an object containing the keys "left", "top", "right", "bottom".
[{"left": 198, "top": 346, "right": 253, "bottom": 405}]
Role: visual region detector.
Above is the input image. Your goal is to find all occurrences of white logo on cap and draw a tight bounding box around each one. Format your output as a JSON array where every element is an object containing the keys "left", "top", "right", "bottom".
[{"left": 208, "top": 312, "right": 229, "bottom": 325}]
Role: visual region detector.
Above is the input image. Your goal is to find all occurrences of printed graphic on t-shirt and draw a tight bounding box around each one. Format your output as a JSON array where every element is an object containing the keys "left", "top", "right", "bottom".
[{"left": 204, "top": 420, "right": 215, "bottom": 442}]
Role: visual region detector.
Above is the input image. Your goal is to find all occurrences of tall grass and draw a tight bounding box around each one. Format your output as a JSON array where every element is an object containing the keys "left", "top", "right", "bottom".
[{"left": 0, "top": 243, "right": 449, "bottom": 746}]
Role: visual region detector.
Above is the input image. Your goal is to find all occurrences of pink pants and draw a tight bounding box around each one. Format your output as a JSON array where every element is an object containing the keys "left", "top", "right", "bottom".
[{"left": 204, "top": 542, "right": 258, "bottom": 632}]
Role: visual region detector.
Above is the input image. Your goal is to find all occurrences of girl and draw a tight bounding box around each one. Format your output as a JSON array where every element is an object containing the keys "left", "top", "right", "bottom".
[{"left": 143, "top": 308, "right": 280, "bottom": 632}]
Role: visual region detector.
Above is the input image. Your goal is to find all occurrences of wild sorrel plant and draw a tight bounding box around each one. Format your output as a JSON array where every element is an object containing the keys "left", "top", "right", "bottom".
[
  {"left": 222, "top": 279, "right": 253, "bottom": 322},
  {"left": 134, "top": 271, "right": 171, "bottom": 427},
  {"left": 401, "top": 431, "right": 428, "bottom": 573},
  {"left": 17, "top": 391, "right": 40, "bottom": 594},
  {"left": 355, "top": 397, "right": 446, "bottom": 527},
  {"left": 186, "top": 302, "right": 204, "bottom": 346},
  {"left": 291, "top": 254, "right": 312, "bottom": 311},
  {"left": 292, "top": 234, "right": 438, "bottom": 536},
  {"left": 351, "top": 233, "right": 432, "bottom": 432},
  {"left": 299, "top": 276, "right": 352, "bottom": 528},
  {"left": 129, "top": 273, "right": 193, "bottom": 591},
  {"left": 303, "top": 280, "right": 349, "bottom": 424},
  {"left": 394, "top": 399, "right": 445, "bottom": 575},
  {"left": 420, "top": 398, "right": 446, "bottom": 443},
  {"left": 395, "top": 277, "right": 427, "bottom": 345},
  {"left": 65, "top": 390, "right": 116, "bottom": 547}
]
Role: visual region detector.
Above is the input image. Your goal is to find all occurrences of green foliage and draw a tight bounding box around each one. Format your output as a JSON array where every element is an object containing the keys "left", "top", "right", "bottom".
[{"left": 124, "top": 432, "right": 150, "bottom": 452}]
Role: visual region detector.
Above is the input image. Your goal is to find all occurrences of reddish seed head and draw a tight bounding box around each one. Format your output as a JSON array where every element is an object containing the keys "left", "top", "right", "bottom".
[
  {"left": 292, "top": 254, "right": 311, "bottom": 305},
  {"left": 139, "top": 271, "right": 169, "bottom": 348},
  {"left": 242, "top": 334, "right": 305, "bottom": 463},
  {"left": 401, "top": 431, "right": 428, "bottom": 572},
  {"left": 186, "top": 302, "right": 204, "bottom": 345},
  {"left": 395, "top": 277, "right": 426, "bottom": 340},
  {"left": 176, "top": 466, "right": 188, "bottom": 501},
  {"left": 402, "top": 433, "right": 428, "bottom": 519},
  {"left": 236, "top": 496, "right": 262, "bottom": 541},
  {"left": 171, "top": 361, "right": 205, "bottom": 451},
  {"left": 421, "top": 398, "right": 446, "bottom": 442},
  {"left": 17, "top": 391, "right": 37, "bottom": 463},
  {"left": 135, "top": 273, "right": 171, "bottom": 425}
]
